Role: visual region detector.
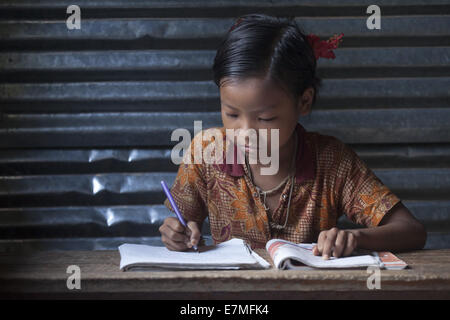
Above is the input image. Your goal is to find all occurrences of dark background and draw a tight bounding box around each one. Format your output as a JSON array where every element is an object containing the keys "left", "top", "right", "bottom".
[{"left": 0, "top": 0, "right": 449, "bottom": 251}]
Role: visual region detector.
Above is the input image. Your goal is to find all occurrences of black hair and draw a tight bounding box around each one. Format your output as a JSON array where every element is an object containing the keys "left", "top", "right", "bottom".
[{"left": 213, "top": 14, "right": 322, "bottom": 108}]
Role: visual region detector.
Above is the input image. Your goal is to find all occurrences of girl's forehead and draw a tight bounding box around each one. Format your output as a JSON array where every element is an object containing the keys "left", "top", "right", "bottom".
[
  {"left": 220, "top": 77, "right": 290, "bottom": 107},
  {"left": 220, "top": 76, "right": 276, "bottom": 91}
]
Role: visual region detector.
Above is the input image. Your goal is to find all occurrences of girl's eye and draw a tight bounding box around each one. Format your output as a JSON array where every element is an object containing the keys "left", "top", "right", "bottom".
[
  {"left": 226, "top": 113, "right": 238, "bottom": 118},
  {"left": 258, "top": 117, "right": 277, "bottom": 122}
]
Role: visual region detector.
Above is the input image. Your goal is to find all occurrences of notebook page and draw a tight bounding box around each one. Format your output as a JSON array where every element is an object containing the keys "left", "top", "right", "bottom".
[
  {"left": 119, "top": 238, "right": 269, "bottom": 270},
  {"left": 267, "top": 239, "right": 380, "bottom": 269}
]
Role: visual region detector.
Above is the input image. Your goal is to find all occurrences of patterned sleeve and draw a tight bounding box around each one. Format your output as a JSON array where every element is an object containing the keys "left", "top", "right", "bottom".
[
  {"left": 163, "top": 132, "right": 208, "bottom": 224},
  {"left": 335, "top": 140, "right": 401, "bottom": 227}
]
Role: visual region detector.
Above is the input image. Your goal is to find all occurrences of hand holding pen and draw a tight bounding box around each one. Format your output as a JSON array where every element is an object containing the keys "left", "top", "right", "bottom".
[{"left": 160, "top": 180, "right": 201, "bottom": 252}]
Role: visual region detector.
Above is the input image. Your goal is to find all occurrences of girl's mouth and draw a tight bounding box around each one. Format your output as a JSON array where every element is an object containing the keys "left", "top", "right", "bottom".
[{"left": 244, "top": 144, "right": 258, "bottom": 153}]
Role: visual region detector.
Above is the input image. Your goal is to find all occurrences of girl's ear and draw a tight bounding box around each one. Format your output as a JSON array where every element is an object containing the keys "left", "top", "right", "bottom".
[{"left": 297, "top": 87, "right": 314, "bottom": 116}]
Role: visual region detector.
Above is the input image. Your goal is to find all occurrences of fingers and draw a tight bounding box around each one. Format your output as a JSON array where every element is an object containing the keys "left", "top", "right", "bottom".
[
  {"left": 333, "top": 230, "right": 347, "bottom": 258},
  {"left": 161, "top": 234, "right": 189, "bottom": 251},
  {"left": 321, "top": 227, "right": 338, "bottom": 260},
  {"left": 343, "top": 232, "right": 357, "bottom": 256},
  {"left": 187, "top": 221, "right": 201, "bottom": 248},
  {"left": 312, "top": 245, "right": 319, "bottom": 256},
  {"left": 314, "top": 230, "right": 327, "bottom": 257},
  {"left": 313, "top": 228, "right": 357, "bottom": 259},
  {"left": 159, "top": 217, "right": 191, "bottom": 251}
]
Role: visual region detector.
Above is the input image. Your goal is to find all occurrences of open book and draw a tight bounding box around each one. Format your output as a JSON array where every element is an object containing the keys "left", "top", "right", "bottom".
[
  {"left": 119, "top": 238, "right": 271, "bottom": 271},
  {"left": 267, "top": 239, "right": 408, "bottom": 270}
]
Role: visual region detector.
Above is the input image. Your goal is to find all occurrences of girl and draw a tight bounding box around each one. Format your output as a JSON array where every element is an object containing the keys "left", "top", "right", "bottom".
[{"left": 159, "top": 14, "right": 426, "bottom": 259}]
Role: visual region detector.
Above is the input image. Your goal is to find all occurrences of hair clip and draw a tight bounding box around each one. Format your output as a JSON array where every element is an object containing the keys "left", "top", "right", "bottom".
[
  {"left": 229, "top": 17, "right": 243, "bottom": 32},
  {"left": 306, "top": 33, "right": 344, "bottom": 60}
]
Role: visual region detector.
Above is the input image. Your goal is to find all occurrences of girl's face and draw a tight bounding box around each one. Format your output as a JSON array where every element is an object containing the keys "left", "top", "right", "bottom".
[{"left": 220, "top": 76, "right": 313, "bottom": 156}]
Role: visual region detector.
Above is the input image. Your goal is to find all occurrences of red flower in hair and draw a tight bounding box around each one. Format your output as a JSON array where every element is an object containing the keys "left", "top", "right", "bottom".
[
  {"left": 229, "top": 17, "right": 243, "bottom": 32},
  {"left": 306, "top": 33, "right": 344, "bottom": 60}
]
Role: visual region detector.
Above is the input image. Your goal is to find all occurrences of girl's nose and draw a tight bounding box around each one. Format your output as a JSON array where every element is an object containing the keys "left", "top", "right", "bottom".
[{"left": 239, "top": 118, "right": 252, "bottom": 131}]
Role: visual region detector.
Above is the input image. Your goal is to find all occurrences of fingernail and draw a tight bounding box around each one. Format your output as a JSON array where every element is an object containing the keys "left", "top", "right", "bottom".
[{"left": 323, "top": 254, "right": 329, "bottom": 260}]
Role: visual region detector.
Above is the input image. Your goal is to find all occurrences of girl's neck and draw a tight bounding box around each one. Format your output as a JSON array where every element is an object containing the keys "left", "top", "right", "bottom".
[{"left": 250, "top": 132, "right": 297, "bottom": 178}]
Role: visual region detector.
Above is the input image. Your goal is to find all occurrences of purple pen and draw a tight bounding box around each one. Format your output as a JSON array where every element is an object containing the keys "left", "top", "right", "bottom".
[{"left": 161, "top": 180, "right": 199, "bottom": 252}]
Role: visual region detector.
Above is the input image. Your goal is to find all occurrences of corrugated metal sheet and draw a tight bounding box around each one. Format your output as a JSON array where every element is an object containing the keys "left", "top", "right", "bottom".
[{"left": 0, "top": 0, "right": 449, "bottom": 251}]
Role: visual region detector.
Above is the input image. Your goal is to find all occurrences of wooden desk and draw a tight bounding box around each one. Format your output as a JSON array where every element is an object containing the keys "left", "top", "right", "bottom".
[{"left": 0, "top": 249, "right": 449, "bottom": 299}]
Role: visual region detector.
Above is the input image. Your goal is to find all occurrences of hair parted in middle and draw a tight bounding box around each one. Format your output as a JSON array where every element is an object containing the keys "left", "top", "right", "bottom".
[{"left": 213, "top": 14, "right": 323, "bottom": 107}]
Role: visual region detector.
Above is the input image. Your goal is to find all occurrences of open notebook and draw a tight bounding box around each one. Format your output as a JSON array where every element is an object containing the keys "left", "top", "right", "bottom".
[
  {"left": 118, "top": 238, "right": 407, "bottom": 271},
  {"left": 118, "top": 238, "right": 271, "bottom": 271}
]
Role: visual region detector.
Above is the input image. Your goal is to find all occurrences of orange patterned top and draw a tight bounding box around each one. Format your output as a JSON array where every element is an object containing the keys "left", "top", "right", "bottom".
[{"left": 164, "top": 123, "right": 401, "bottom": 249}]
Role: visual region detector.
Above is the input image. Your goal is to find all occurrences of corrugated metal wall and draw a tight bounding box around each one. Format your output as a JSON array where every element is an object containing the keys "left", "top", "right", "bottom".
[{"left": 0, "top": 0, "right": 449, "bottom": 251}]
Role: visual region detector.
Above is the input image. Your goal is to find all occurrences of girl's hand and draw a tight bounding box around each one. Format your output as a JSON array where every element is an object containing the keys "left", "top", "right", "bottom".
[
  {"left": 312, "top": 227, "right": 358, "bottom": 259},
  {"left": 159, "top": 217, "right": 201, "bottom": 251}
]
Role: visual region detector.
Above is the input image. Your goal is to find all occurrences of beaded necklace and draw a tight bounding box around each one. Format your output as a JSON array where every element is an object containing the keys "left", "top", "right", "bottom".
[{"left": 245, "top": 133, "right": 297, "bottom": 230}]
